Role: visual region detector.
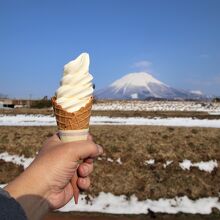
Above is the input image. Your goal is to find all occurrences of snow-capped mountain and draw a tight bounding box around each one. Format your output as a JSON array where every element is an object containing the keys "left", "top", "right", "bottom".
[{"left": 95, "top": 72, "right": 204, "bottom": 100}]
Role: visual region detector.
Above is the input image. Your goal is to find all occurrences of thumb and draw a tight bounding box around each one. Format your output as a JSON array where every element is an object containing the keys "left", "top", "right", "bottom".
[{"left": 66, "top": 140, "right": 103, "bottom": 161}]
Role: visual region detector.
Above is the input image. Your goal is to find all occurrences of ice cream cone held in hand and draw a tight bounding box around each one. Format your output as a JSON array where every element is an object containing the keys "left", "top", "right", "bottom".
[{"left": 51, "top": 53, "right": 94, "bottom": 204}]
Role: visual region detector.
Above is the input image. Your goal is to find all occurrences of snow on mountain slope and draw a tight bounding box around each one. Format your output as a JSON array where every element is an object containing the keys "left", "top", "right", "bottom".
[
  {"left": 111, "top": 72, "right": 165, "bottom": 89},
  {"left": 95, "top": 72, "right": 202, "bottom": 100}
]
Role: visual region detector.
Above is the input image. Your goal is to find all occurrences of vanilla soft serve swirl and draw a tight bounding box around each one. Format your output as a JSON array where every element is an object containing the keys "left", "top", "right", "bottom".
[{"left": 56, "top": 53, "right": 93, "bottom": 112}]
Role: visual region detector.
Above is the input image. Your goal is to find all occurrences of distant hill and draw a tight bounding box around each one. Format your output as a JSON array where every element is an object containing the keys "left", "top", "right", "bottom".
[{"left": 95, "top": 72, "right": 206, "bottom": 100}]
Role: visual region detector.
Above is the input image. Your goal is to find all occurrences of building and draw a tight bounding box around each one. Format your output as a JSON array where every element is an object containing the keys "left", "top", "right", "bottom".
[{"left": 0, "top": 99, "right": 31, "bottom": 108}]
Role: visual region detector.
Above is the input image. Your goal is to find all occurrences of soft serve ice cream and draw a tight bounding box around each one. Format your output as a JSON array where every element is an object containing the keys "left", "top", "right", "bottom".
[
  {"left": 56, "top": 53, "right": 93, "bottom": 112},
  {"left": 51, "top": 52, "right": 94, "bottom": 204},
  {"left": 52, "top": 52, "right": 94, "bottom": 142}
]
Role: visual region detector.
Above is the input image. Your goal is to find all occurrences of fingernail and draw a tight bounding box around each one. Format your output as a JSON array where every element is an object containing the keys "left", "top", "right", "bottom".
[{"left": 96, "top": 144, "right": 103, "bottom": 154}]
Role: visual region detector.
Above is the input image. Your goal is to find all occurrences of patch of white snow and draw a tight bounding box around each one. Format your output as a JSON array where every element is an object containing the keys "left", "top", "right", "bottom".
[
  {"left": 131, "top": 93, "right": 138, "bottom": 99},
  {"left": 179, "top": 160, "right": 218, "bottom": 173},
  {"left": 107, "top": 158, "right": 114, "bottom": 162},
  {"left": 116, "top": 158, "right": 122, "bottom": 165},
  {"left": 1, "top": 115, "right": 220, "bottom": 128},
  {"left": 59, "top": 192, "right": 220, "bottom": 214},
  {"left": 144, "top": 159, "right": 155, "bottom": 165},
  {"left": 163, "top": 160, "right": 173, "bottom": 168},
  {"left": 0, "top": 152, "right": 34, "bottom": 169}
]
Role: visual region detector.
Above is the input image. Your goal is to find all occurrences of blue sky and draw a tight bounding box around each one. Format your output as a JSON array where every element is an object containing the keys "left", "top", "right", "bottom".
[{"left": 0, "top": 0, "right": 220, "bottom": 98}]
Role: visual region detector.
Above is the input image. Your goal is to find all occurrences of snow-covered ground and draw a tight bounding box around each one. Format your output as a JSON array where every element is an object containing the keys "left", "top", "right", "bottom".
[
  {"left": 0, "top": 114, "right": 56, "bottom": 126},
  {"left": 93, "top": 101, "right": 220, "bottom": 113},
  {"left": 0, "top": 152, "right": 34, "bottom": 169},
  {"left": 60, "top": 193, "right": 220, "bottom": 214},
  {"left": 1, "top": 114, "right": 220, "bottom": 128},
  {"left": 0, "top": 152, "right": 219, "bottom": 214}
]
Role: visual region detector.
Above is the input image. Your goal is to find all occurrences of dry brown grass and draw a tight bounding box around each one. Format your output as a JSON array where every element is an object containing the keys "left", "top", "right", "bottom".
[
  {"left": 1, "top": 108, "right": 220, "bottom": 119},
  {"left": 0, "top": 126, "right": 56, "bottom": 157},
  {"left": 0, "top": 108, "right": 53, "bottom": 115},
  {"left": 89, "top": 126, "right": 220, "bottom": 200},
  {"left": 92, "top": 110, "right": 220, "bottom": 119},
  {"left": 0, "top": 160, "right": 23, "bottom": 183},
  {"left": 0, "top": 125, "right": 219, "bottom": 200}
]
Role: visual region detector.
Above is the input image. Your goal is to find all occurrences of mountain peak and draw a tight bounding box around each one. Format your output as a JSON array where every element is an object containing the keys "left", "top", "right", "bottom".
[
  {"left": 111, "top": 72, "right": 164, "bottom": 89},
  {"left": 95, "top": 72, "right": 205, "bottom": 100}
]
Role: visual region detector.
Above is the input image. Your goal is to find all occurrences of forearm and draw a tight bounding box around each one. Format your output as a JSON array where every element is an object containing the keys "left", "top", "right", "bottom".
[
  {"left": 4, "top": 167, "right": 50, "bottom": 220},
  {"left": 15, "top": 194, "right": 49, "bottom": 220}
]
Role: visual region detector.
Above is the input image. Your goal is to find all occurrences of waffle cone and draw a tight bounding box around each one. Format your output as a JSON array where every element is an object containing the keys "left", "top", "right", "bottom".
[{"left": 51, "top": 96, "right": 93, "bottom": 130}]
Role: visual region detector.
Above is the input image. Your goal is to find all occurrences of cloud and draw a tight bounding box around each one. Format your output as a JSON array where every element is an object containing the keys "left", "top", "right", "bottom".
[{"left": 132, "top": 60, "right": 152, "bottom": 71}]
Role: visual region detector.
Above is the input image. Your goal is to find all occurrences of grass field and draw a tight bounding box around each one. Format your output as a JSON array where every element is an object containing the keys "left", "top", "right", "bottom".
[
  {"left": 1, "top": 107, "right": 220, "bottom": 119},
  {"left": 0, "top": 125, "right": 219, "bottom": 201}
]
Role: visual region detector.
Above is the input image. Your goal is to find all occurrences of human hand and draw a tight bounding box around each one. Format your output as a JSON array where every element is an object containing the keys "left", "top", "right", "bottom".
[
  {"left": 37, "top": 133, "right": 103, "bottom": 209},
  {"left": 5, "top": 133, "right": 103, "bottom": 220}
]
